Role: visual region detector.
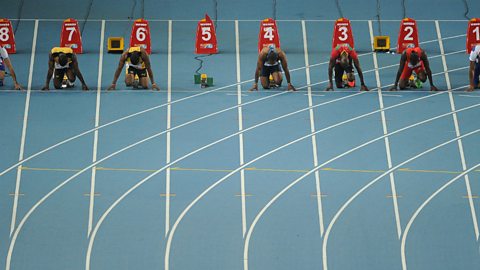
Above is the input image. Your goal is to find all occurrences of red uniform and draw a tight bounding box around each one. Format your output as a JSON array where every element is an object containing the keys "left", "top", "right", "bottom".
[
  {"left": 331, "top": 44, "right": 358, "bottom": 62},
  {"left": 400, "top": 47, "right": 425, "bottom": 80}
]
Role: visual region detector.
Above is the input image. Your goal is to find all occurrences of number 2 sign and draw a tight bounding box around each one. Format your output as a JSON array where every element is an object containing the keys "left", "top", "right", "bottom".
[
  {"left": 195, "top": 14, "right": 218, "bottom": 54},
  {"left": 396, "top": 18, "right": 419, "bottom": 53},
  {"left": 258, "top": 18, "right": 280, "bottom": 53}
]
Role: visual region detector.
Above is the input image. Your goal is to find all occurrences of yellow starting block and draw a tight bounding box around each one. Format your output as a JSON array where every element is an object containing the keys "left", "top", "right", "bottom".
[
  {"left": 373, "top": 36, "right": 390, "bottom": 52},
  {"left": 194, "top": 73, "right": 213, "bottom": 87},
  {"left": 108, "top": 37, "right": 124, "bottom": 53}
]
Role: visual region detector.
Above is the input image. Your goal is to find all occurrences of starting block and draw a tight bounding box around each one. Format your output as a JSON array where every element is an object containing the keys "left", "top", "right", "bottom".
[
  {"left": 258, "top": 18, "right": 280, "bottom": 53},
  {"left": 396, "top": 18, "right": 419, "bottom": 53},
  {"left": 0, "top": 18, "right": 15, "bottom": 53},
  {"left": 130, "top": 19, "right": 151, "bottom": 54},
  {"left": 332, "top": 18, "right": 354, "bottom": 49},
  {"left": 342, "top": 73, "right": 355, "bottom": 88},
  {"left": 195, "top": 14, "right": 218, "bottom": 54},
  {"left": 373, "top": 36, "right": 390, "bottom": 52},
  {"left": 108, "top": 37, "right": 124, "bottom": 53},
  {"left": 194, "top": 73, "right": 213, "bottom": 87},
  {"left": 466, "top": 18, "right": 480, "bottom": 53},
  {"left": 60, "top": 18, "right": 82, "bottom": 54}
]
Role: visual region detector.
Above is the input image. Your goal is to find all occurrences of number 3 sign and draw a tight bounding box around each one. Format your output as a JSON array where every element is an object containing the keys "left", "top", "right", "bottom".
[{"left": 332, "top": 18, "right": 354, "bottom": 49}]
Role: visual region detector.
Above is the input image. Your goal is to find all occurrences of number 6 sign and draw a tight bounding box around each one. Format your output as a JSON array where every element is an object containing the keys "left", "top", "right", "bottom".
[
  {"left": 130, "top": 19, "right": 151, "bottom": 54},
  {"left": 396, "top": 18, "right": 419, "bottom": 53},
  {"left": 195, "top": 14, "right": 218, "bottom": 54}
]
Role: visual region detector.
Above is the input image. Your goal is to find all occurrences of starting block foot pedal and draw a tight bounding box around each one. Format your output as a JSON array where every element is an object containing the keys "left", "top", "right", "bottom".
[{"left": 195, "top": 73, "right": 213, "bottom": 88}]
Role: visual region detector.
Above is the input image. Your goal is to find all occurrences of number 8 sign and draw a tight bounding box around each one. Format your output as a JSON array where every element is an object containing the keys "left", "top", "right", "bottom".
[
  {"left": 0, "top": 18, "right": 15, "bottom": 53},
  {"left": 130, "top": 19, "right": 151, "bottom": 54}
]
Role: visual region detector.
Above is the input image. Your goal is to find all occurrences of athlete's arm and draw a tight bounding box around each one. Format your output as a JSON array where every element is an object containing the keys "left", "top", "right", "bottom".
[
  {"left": 141, "top": 49, "right": 159, "bottom": 90},
  {"left": 279, "top": 51, "right": 295, "bottom": 91},
  {"left": 391, "top": 53, "right": 407, "bottom": 90},
  {"left": 352, "top": 57, "right": 368, "bottom": 91},
  {"left": 326, "top": 57, "right": 335, "bottom": 91},
  {"left": 421, "top": 50, "right": 437, "bottom": 90},
  {"left": 72, "top": 54, "right": 88, "bottom": 90},
  {"left": 249, "top": 53, "right": 264, "bottom": 91},
  {"left": 3, "top": 58, "right": 22, "bottom": 90},
  {"left": 468, "top": 60, "right": 476, "bottom": 91},
  {"left": 108, "top": 52, "right": 128, "bottom": 90},
  {"left": 42, "top": 53, "right": 55, "bottom": 90}
]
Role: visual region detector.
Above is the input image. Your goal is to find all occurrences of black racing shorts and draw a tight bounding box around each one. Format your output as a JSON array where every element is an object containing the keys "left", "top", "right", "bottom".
[
  {"left": 128, "top": 66, "right": 148, "bottom": 78},
  {"left": 261, "top": 64, "right": 282, "bottom": 77},
  {"left": 334, "top": 63, "right": 354, "bottom": 87},
  {"left": 54, "top": 67, "right": 74, "bottom": 81}
]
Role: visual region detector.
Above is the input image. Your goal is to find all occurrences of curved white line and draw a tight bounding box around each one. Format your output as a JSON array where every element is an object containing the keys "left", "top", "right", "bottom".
[
  {"left": 244, "top": 101, "right": 480, "bottom": 270},
  {"left": 5, "top": 88, "right": 363, "bottom": 270},
  {"left": 0, "top": 31, "right": 464, "bottom": 179},
  {"left": 400, "top": 162, "right": 480, "bottom": 270},
  {"left": 321, "top": 132, "right": 480, "bottom": 270}
]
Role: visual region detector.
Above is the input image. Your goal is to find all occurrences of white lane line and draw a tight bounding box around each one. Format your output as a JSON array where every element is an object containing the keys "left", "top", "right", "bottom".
[
  {"left": 322, "top": 127, "right": 480, "bottom": 270},
  {"left": 436, "top": 20, "right": 479, "bottom": 240},
  {"left": 302, "top": 20, "right": 324, "bottom": 237},
  {"left": 382, "top": 94, "right": 403, "bottom": 97},
  {"left": 369, "top": 20, "right": 402, "bottom": 239},
  {"left": 401, "top": 162, "right": 480, "bottom": 270},
  {"left": 88, "top": 19, "right": 105, "bottom": 237},
  {"left": 0, "top": 33, "right": 466, "bottom": 180},
  {"left": 9, "top": 19, "right": 38, "bottom": 237},
  {"left": 243, "top": 95, "right": 479, "bottom": 270},
  {"left": 235, "top": 20, "right": 248, "bottom": 238},
  {"left": 459, "top": 94, "right": 480, "bottom": 98},
  {"left": 165, "top": 20, "right": 173, "bottom": 237}
]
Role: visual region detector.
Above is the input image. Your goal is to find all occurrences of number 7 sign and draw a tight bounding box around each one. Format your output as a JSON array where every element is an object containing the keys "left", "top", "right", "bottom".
[
  {"left": 195, "top": 14, "right": 218, "bottom": 54},
  {"left": 60, "top": 18, "right": 82, "bottom": 54}
]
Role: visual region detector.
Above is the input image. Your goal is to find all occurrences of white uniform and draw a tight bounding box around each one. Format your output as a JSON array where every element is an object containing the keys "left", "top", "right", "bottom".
[
  {"left": 0, "top": 46, "right": 9, "bottom": 68},
  {"left": 469, "top": 45, "right": 480, "bottom": 63}
]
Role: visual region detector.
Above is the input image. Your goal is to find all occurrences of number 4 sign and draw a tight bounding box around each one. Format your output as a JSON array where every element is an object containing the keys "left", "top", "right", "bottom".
[
  {"left": 396, "top": 18, "right": 419, "bottom": 53},
  {"left": 258, "top": 18, "right": 280, "bottom": 53},
  {"left": 130, "top": 19, "right": 151, "bottom": 54},
  {"left": 60, "top": 18, "right": 82, "bottom": 54},
  {"left": 332, "top": 18, "right": 354, "bottom": 49},
  {"left": 0, "top": 18, "right": 15, "bottom": 53},
  {"left": 466, "top": 18, "right": 480, "bottom": 53},
  {"left": 195, "top": 14, "right": 218, "bottom": 54}
]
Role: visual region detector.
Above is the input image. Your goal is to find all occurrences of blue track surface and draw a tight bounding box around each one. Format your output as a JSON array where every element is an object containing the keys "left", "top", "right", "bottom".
[{"left": 1, "top": 0, "right": 480, "bottom": 269}]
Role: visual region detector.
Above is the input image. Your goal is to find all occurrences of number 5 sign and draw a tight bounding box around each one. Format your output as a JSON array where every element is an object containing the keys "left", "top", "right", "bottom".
[
  {"left": 466, "top": 18, "right": 480, "bottom": 53},
  {"left": 332, "top": 18, "right": 354, "bottom": 49},
  {"left": 258, "top": 18, "right": 280, "bottom": 53},
  {"left": 195, "top": 14, "right": 218, "bottom": 54},
  {"left": 396, "top": 18, "right": 419, "bottom": 53},
  {"left": 130, "top": 19, "right": 151, "bottom": 54},
  {"left": 60, "top": 18, "right": 82, "bottom": 54}
]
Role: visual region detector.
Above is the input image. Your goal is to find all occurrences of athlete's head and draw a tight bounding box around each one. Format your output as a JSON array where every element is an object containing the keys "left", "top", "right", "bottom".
[
  {"left": 129, "top": 51, "right": 141, "bottom": 65},
  {"left": 58, "top": 53, "right": 68, "bottom": 66},
  {"left": 339, "top": 51, "right": 349, "bottom": 68},
  {"left": 266, "top": 46, "right": 279, "bottom": 65},
  {"left": 409, "top": 51, "right": 420, "bottom": 66}
]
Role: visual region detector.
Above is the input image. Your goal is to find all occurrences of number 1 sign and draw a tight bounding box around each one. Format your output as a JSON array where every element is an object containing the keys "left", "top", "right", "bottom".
[
  {"left": 130, "top": 19, "right": 151, "bottom": 54},
  {"left": 258, "top": 18, "right": 280, "bottom": 53},
  {"left": 195, "top": 14, "right": 218, "bottom": 54},
  {"left": 396, "top": 18, "right": 419, "bottom": 54},
  {"left": 466, "top": 18, "right": 480, "bottom": 53},
  {"left": 60, "top": 18, "right": 82, "bottom": 54},
  {"left": 332, "top": 18, "right": 354, "bottom": 49}
]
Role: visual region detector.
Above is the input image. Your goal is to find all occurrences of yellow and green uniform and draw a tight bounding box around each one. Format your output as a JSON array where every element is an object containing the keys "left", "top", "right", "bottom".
[{"left": 126, "top": 47, "right": 147, "bottom": 78}]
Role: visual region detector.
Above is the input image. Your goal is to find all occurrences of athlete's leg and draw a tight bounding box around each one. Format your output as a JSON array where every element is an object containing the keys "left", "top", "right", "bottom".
[
  {"left": 272, "top": 71, "right": 283, "bottom": 86},
  {"left": 474, "top": 61, "right": 480, "bottom": 88},
  {"left": 334, "top": 63, "right": 344, "bottom": 88},
  {"left": 260, "top": 76, "right": 270, "bottom": 89},
  {"left": 53, "top": 69, "right": 65, "bottom": 89}
]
